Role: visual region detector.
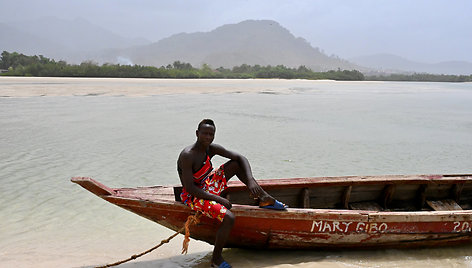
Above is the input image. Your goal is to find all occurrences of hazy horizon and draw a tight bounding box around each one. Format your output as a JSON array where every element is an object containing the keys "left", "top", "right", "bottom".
[{"left": 1, "top": 0, "right": 471, "bottom": 64}]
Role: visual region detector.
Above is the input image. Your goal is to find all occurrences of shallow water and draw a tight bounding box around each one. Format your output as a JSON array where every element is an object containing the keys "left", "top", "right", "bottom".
[{"left": 0, "top": 78, "right": 471, "bottom": 267}]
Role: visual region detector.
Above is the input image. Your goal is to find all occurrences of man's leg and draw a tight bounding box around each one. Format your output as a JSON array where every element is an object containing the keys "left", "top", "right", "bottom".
[
  {"left": 223, "top": 160, "right": 275, "bottom": 205},
  {"left": 212, "top": 211, "right": 235, "bottom": 266}
]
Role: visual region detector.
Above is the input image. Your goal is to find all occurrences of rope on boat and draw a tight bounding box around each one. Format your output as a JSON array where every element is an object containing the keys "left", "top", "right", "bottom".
[
  {"left": 181, "top": 212, "right": 202, "bottom": 254},
  {"left": 95, "top": 212, "right": 202, "bottom": 268}
]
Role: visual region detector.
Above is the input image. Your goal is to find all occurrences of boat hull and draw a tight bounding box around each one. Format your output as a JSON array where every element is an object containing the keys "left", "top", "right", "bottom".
[
  {"left": 102, "top": 195, "right": 472, "bottom": 249},
  {"left": 72, "top": 176, "right": 472, "bottom": 249}
]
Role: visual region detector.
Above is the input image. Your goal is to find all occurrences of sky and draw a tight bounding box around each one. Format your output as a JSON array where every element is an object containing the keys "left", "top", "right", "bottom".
[{"left": 1, "top": 0, "right": 471, "bottom": 63}]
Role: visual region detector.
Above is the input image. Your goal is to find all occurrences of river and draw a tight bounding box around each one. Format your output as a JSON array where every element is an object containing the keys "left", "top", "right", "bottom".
[{"left": 0, "top": 77, "right": 471, "bottom": 267}]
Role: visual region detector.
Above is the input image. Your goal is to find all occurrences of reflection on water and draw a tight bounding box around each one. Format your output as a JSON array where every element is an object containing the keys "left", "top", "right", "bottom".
[{"left": 0, "top": 78, "right": 471, "bottom": 267}]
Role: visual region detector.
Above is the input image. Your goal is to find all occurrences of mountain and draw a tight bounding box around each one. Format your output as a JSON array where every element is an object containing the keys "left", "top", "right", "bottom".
[
  {"left": 0, "top": 22, "right": 67, "bottom": 58},
  {"left": 101, "top": 20, "right": 358, "bottom": 71},
  {"left": 4, "top": 17, "right": 469, "bottom": 75},
  {"left": 350, "top": 53, "right": 472, "bottom": 75},
  {"left": 1, "top": 17, "right": 151, "bottom": 63}
]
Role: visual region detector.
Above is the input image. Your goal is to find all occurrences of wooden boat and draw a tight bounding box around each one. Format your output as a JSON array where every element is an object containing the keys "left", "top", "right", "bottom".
[{"left": 71, "top": 174, "right": 472, "bottom": 249}]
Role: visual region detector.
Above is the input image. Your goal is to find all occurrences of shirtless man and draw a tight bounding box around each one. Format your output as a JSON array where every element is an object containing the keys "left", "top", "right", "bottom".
[{"left": 177, "top": 119, "right": 286, "bottom": 268}]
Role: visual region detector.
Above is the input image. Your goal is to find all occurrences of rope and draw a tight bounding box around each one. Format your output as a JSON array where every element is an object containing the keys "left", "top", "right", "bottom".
[
  {"left": 181, "top": 212, "right": 202, "bottom": 254},
  {"left": 96, "top": 212, "right": 202, "bottom": 268}
]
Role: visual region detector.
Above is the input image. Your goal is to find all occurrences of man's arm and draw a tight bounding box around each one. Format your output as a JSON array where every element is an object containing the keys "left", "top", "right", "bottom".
[
  {"left": 210, "top": 144, "right": 264, "bottom": 198},
  {"left": 178, "top": 151, "right": 232, "bottom": 209}
]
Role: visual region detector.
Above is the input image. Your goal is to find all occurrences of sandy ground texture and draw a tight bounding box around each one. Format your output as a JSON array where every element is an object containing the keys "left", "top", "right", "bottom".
[{"left": 0, "top": 76, "right": 342, "bottom": 97}]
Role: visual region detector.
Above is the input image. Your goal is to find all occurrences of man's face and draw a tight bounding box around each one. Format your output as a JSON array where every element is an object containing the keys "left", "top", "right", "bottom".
[{"left": 196, "top": 124, "right": 215, "bottom": 146}]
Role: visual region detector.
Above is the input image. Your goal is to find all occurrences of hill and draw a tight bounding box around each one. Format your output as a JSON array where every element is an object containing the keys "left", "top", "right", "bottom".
[
  {"left": 0, "top": 22, "right": 66, "bottom": 58},
  {"left": 0, "top": 17, "right": 150, "bottom": 63},
  {"left": 3, "top": 17, "right": 469, "bottom": 74},
  {"left": 350, "top": 53, "right": 472, "bottom": 75},
  {"left": 101, "top": 20, "right": 359, "bottom": 71}
]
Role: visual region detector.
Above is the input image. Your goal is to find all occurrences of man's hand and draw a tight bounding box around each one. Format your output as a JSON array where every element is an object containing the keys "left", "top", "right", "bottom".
[{"left": 218, "top": 196, "right": 232, "bottom": 209}]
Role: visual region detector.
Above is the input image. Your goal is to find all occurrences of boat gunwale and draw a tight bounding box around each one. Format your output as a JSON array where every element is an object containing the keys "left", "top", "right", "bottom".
[{"left": 225, "top": 174, "right": 472, "bottom": 190}]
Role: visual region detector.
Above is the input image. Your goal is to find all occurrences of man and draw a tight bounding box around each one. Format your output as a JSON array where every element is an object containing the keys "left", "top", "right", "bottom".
[{"left": 177, "top": 119, "right": 286, "bottom": 268}]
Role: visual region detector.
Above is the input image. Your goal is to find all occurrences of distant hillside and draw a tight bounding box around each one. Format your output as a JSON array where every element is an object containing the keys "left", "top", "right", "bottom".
[
  {"left": 0, "top": 22, "right": 66, "bottom": 58},
  {"left": 0, "top": 17, "right": 150, "bottom": 63},
  {"left": 101, "top": 20, "right": 359, "bottom": 71},
  {"left": 4, "top": 17, "right": 469, "bottom": 75},
  {"left": 350, "top": 53, "right": 472, "bottom": 75}
]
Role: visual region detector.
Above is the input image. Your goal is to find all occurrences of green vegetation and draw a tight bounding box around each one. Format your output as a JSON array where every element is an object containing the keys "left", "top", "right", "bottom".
[
  {"left": 1, "top": 51, "right": 471, "bottom": 82},
  {"left": 366, "top": 73, "right": 472, "bottom": 82},
  {"left": 212, "top": 64, "right": 365, "bottom": 80},
  {"left": 0, "top": 51, "right": 364, "bottom": 81}
]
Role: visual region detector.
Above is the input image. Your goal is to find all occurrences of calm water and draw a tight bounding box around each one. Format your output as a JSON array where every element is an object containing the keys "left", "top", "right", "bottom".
[{"left": 1, "top": 78, "right": 471, "bottom": 267}]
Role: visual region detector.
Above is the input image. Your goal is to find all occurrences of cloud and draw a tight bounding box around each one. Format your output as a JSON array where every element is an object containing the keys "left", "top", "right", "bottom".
[{"left": 116, "top": 56, "right": 133, "bottom": 66}]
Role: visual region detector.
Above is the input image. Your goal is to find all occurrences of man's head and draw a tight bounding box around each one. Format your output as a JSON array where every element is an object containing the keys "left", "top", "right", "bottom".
[
  {"left": 196, "top": 119, "right": 216, "bottom": 146},
  {"left": 197, "top": 119, "right": 216, "bottom": 131}
]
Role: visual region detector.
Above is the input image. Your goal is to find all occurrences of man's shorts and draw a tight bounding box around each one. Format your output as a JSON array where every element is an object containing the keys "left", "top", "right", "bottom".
[{"left": 181, "top": 165, "right": 228, "bottom": 222}]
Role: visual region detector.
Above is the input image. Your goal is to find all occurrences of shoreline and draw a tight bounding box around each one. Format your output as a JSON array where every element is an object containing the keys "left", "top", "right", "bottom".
[
  {"left": 0, "top": 76, "right": 397, "bottom": 97},
  {"left": 0, "top": 76, "right": 325, "bottom": 97},
  {"left": 1, "top": 76, "right": 468, "bottom": 98}
]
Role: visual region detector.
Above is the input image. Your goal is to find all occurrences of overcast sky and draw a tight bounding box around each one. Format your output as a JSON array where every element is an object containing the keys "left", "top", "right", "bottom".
[{"left": 2, "top": 0, "right": 471, "bottom": 63}]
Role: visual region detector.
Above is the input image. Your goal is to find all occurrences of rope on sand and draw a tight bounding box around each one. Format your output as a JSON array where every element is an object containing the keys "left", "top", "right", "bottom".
[{"left": 96, "top": 212, "right": 202, "bottom": 268}]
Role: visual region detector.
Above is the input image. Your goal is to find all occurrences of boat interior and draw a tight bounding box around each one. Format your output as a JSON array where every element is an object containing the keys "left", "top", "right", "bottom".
[{"left": 174, "top": 175, "right": 472, "bottom": 212}]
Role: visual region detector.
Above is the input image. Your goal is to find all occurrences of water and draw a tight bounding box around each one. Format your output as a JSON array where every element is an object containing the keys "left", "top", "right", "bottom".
[{"left": 1, "top": 77, "right": 471, "bottom": 267}]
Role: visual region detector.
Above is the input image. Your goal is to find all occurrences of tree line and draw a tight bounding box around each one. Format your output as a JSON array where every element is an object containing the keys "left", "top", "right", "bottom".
[
  {"left": 1, "top": 51, "right": 471, "bottom": 82},
  {"left": 0, "top": 51, "right": 364, "bottom": 80},
  {"left": 367, "top": 73, "right": 471, "bottom": 82}
]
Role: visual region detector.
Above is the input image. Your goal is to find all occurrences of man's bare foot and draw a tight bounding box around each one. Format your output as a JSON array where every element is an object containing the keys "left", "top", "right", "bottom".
[
  {"left": 257, "top": 195, "right": 288, "bottom": 210},
  {"left": 258, "top": 195, "right": 275, "bottom": 207}
]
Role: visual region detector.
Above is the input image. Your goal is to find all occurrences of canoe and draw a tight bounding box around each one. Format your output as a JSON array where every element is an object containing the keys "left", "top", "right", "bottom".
[{"left": 71, "top": 174, "right": 472, "bottom": 249}]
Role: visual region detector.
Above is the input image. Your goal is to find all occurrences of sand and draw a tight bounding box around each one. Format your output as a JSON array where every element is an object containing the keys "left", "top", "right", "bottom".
[{"left": 0, "top": 76, "right": 341, "bottom": 97}]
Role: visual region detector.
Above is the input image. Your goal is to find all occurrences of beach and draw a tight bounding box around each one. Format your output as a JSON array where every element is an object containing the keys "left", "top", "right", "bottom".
[
  {"left": 0, "top": 76, "right": 343, "bottom": 97},
  {"left": 1, "top": 77, "right": 471, "bottom": 267}
]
